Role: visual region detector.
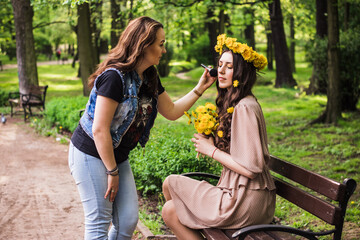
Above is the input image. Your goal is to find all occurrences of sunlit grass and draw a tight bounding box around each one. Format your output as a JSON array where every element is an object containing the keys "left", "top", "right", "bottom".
[{"left": 0, "top": 54, "right": 359, "bottom": 237}]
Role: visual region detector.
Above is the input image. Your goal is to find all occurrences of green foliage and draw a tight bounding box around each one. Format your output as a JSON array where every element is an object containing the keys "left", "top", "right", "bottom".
[
  {"left": 44, "top": 96, "right": 88, "bottom": 132},
  {"left": 339, "top": 28, "right": 360, "bottom": 110},
  {"left": 306, "top": 29, "right": 360, "bottom": 110},
  {"left": 0, "top": 88, "right": 11, "bottom": 106},
  {"left": 185, "top": 34, "right": 213, "bottom": 66},
  {"left": 157, "top": 43, "right": 174, "bottom": 77},
  {"left": 305, "top": 36, "right": 328, "bottom": 93},
  {"left": 0, "top": 48, "right": 359, "bottom": 234},
  {"left": 129, "top": 121, "right": 222, "bottom": 195}
]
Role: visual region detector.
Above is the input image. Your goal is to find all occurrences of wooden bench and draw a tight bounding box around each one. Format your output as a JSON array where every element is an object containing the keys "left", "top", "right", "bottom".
[
  {"left": 8, "top": 85, "right": 48, "bottom": 122},
  {"left": 181, "top": 155, "right": 357, "bottom": 240}
]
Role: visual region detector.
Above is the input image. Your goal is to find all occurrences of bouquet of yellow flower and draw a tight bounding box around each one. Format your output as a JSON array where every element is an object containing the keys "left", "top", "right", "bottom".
[{"left": 184, "top": 102, "right": 219, "bottom": 136}]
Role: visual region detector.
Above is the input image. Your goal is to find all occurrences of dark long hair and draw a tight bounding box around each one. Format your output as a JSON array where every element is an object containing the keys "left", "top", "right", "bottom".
[
  {"left": 88, "top": 16, "right": 163, "bottom": 96},
  {"left": 214, "top": 50, "right": 257, "bottom": 153}
]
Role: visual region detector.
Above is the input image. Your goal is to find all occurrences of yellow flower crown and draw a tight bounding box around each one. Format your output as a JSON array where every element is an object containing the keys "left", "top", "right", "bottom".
[{"left": 214, "top": 34, "right": 268, "bottom": 71}]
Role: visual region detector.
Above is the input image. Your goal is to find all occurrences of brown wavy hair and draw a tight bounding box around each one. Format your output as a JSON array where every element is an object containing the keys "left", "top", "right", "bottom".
[
  {"left": 214, "top": 50, "right": 257, "bottom": 153},
  {"left": 88, "top": 16, "right": 163, "bottom": 97}
]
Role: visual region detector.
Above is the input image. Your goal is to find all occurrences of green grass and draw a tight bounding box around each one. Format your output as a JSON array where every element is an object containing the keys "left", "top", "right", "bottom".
[{"left": 0, "top": 55, "right": 359, "bottom": 239}]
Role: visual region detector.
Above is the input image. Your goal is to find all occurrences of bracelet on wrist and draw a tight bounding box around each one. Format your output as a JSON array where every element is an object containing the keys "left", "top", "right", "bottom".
[
  {"left": 106, "top": 166, "right": 119, "bottom": 176},
  {"left": 193, "top": 89, "right": 202, "bottom": 97},
  {"left": 211, "top": 147, "right": 218, "bottom": 159}
]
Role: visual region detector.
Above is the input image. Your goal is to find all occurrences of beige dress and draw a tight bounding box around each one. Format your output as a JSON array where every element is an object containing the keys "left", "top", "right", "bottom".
[{"left": 167, "top": 96, "right": 276, "bottom": 229}]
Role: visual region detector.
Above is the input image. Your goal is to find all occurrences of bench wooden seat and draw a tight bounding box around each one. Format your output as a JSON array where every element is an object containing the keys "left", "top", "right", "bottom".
[
  {"left": 8, "top": 85, "right": 48, "bottom": 122},
  {"left": 181, "top": 155, "right": 357, "bottom": 240}
]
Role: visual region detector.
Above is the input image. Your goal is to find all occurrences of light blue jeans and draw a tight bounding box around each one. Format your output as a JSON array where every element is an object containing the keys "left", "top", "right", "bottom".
[{"left": 68, "top": 142, "right": 139, "bottom": 240}]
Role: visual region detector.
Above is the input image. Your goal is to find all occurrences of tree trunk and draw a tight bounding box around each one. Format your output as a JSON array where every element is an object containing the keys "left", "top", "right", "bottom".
[
  {"left": 266, "top": 22, "right": 274, "bottom": 71},
  {"left": 219, "top": 9, "right": 225, "bottom": 35},
  {"left": 91, "top": 1, "right": 103, "bottom": 64},
  {"left": 316, "top": 0, "right": 328, "bottom": 38},
  {"left": 307, "top": 0, "right": 327, "bottom": 95},
  {"left": 325, "top": 0, "right": 341, "bottom": 123},
  {"left": 206, "top": 8, "right": 218, "bottom": 66},
  {"left": 110, "top": 0, "right": 122, "bottom": 48},
  {"left": 11, "top": 0, "right": 38, "bottom": 93},
  {"left": 244, "top": 7, "right": 255, "bottom": 50},
  {"left": 129, "top": 0, "right": 134, "bottom": 20},
  {"left": 343, "top": 1, "right": 350, "bottom": 31},
  {"left": 77, "top": 3, "right": 96, "bottom": 96},
  {"left": 289, "top": 15, "right": 296, "bottom": 73},
  {"left": 269, "top": 0, "right": 297, "bottom": 88}
]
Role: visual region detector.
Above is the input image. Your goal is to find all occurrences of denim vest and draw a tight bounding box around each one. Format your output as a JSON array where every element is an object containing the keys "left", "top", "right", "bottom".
[{"left": 79, "top": 68, "right": 158, "bottom": 148}]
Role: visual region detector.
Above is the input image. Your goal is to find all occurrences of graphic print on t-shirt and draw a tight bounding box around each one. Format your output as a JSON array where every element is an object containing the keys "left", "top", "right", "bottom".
[{"left": 122, "top": 95, "right": 153, "bottom": 148}]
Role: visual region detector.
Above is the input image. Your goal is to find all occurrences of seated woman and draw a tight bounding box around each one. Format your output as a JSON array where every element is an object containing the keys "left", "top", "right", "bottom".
[{"left": 161, "top": 34, "right": 276, "bottom": 240}]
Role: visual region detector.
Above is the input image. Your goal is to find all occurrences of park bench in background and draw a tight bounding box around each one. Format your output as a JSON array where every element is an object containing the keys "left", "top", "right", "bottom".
[
  {"left": 181, "top": 155, "right": 357, "bottom": 240},
  {"left": 8, "top": 85, "right": 48, "bottom": 122}
]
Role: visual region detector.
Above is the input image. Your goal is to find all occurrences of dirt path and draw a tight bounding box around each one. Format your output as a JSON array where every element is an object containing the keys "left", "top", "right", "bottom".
[{"left": 0, "top": 117, "right": 84, "bottom": 239}]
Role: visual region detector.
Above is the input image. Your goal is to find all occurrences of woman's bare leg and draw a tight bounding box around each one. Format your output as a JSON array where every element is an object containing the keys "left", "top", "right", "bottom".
[
  {"left": 162, "top": 176, "right": 172, "bottom": 201},
  {"left": 162, "top": 200, "right": 204, "bottom": 240}
]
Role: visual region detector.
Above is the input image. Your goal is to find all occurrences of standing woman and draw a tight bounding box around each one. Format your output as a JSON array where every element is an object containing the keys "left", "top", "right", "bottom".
[
  {"left": 162, "top": 34, "right": 276, "bottom": 240},
  {"left": 68, "top": 16, "right": 216, "bottom": 240}
]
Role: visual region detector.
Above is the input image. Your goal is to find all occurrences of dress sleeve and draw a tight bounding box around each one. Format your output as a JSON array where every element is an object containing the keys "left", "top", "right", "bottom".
[{"left": 230, "top": 103, "right": 265, "bottom": 174}]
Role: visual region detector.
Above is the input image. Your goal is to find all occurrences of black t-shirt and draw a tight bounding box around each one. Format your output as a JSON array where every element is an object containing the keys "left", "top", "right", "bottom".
[{"left": 71, "top": 70, "right": 165, "bottom": 163}]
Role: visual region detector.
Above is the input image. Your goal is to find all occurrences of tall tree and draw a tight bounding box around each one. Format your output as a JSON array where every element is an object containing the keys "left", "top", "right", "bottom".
[
  {"left": 244, "top": 7, "right": 255, "bottom": 49},
  {"left": 90, "top": 0, "right": 103, "bottom": 64},
  {"left": 206, "top": 8, "right": 218, "bottom": 66},
  {"left": 77, "top": 2, "right": 97, "bottom": 96},
  {"left": 110, "top": 0, "right": 123, "bottom": 48},
  {"left": 325, "top": 0, "right": 341, "bottom": 123},
  {"left": 265, "top": 22, "right": 274, "bottom": 70},
  {"left": 307, "top": 0, "right": 327, "bottom": 94},
  {"left": 268, "top": 0, "right": 297, "bottom": 87},
  {"left": 11, "top": 0, "right": 39, "bottom": 93},
  {"left": 289, "top": 14, "right": 295, "bottom": 73}
]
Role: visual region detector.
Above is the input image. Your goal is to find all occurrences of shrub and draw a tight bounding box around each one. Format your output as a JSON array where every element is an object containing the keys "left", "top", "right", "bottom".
[
  {"left": 0, "top": 88, "right": 11, "bottom": 106},
  {"left": 306, "top": 29, "right": 360, "bottom": 111},
  {"left": 45, "top": 96, "right": 88, "bottom": 132},
  {"left": 129, "top": 125, "right": 222, "bottom": 195},
  {"left": 158, "top": 43, "right": 174, "bottom": 77},
  {"left": 185, "top": 34, "right": 213, "bottom": 66}
]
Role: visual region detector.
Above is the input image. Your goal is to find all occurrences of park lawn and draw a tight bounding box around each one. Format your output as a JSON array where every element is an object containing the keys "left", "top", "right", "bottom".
[{"left": 0, "top": 62, "right": 359, "bottom": 238}]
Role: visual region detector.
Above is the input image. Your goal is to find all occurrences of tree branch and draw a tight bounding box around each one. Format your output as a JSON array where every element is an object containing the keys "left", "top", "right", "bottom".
[
  {"left": 33, "top": 21, "right": 67, "bottom": 30},
  {"left": 163, "top": 0, "right": 269, "bottom": 7}
]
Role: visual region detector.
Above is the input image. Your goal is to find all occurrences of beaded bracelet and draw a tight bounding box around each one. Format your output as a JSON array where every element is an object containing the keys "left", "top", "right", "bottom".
[{"left": 106, "top": 166, "right": 119, "bottom": 176}]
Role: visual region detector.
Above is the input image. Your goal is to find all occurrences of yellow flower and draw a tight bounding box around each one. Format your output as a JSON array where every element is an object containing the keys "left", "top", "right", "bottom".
[
  {"left": 195, "top": 105, "right": 206, "bottom": 113},
  {"left": 191, "top": 111, "right": 197, "bottom": 118},
  {"left": 225, "top": 37, "right": 236, "bottom": 49},
  {"left": 227, "top": 107, "right": 234, "bottom": 114},
  {"left": 214, "top": 33, "right": 268, "bottom": 71},
  {"left": 205, "top": 102, "right": 216, "bottom": 111},
  {"left": 204, "top": 129, "right": 212, "bottom": 135},
  {"left": 187, "top": 103, "right": 219, "bottom": 136},
  {"left": 217, "top": 130, "right": 223, "bottom": 138},
  {"left": 233, "top": 80, "right": 239, "bottom": 87},
  {"left": 184, "top": 111, "right": 192, "bottom": 124},
  {"left": 207, "top": 120, "right": 215, "bottom": 129},
  {"left": 242, "top": 48, "right": 252, "bottom": 61}
]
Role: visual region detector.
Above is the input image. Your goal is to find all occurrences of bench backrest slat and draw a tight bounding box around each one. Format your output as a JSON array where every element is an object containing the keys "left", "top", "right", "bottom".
[
  {"left": 268, "top": 156, "right": 346, "bottom": 201},
  {"left": 274, "top": 177, "right": 342, "bottom": 225}
]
